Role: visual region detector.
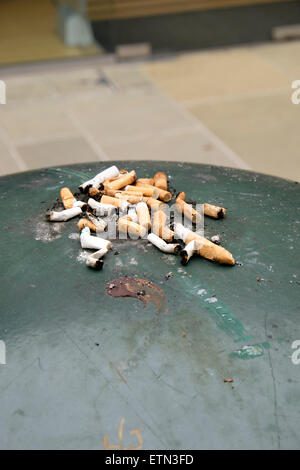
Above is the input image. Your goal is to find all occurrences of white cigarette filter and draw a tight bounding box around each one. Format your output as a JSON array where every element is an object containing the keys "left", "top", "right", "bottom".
[
  {"left": 136, "top": 202, "right": 151, "bottom": 230},
  {"left": 180, "top": 240, "right": 198, "bottom": 265},
  {"left": 88, "top": 198, "right": 116, "bottom": 216},
  {"left": 46, "top": 206, "right": 82, "bottom": 222},
  {"left": 73, "top": 200, "right": 87, "bottom": 209},
  {"left": 80, "top": 227, "right": 111, "bottom": 250},
  {"left": 147, "top": 233, "right": 181, "bottom": 254},
  {"left": 79, "top": 165, "right": 119, "bottom": 192},
  {"left": 174, "top": 223, "right": 234, "bottom": 265},
  {"left": 86, "top": 248, "right": 108, "bottom": 270},
  {"left": 118, "top": 216, "right": 146, "bottom": 238},
  {"left": 127, "top": 206, "right": 138, "bottom": 224}
]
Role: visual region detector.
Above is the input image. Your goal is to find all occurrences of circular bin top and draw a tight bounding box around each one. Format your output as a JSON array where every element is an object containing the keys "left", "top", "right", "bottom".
[{"left": 0, "top": 161, "right": 299, "bottom": 450}]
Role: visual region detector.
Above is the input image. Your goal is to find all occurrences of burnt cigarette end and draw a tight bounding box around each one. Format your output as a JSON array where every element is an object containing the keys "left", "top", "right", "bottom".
[
  {"left": 94, "top": 259, "right": 104, "bottom": 270},
  {"left": 79, "top": 183, "right": 92, "bottom": 194},
  {"left": 45, "top": 210, "right": 51, "bottom": 221},
  {"left": 180, "top": 250, "right": 188, "bottom": 265},
  {"left": 174, "top": 244, "right": 183, "bottom": 254},
  {"left": 218, "top": 209, "right": 225, "bottom": 219}
]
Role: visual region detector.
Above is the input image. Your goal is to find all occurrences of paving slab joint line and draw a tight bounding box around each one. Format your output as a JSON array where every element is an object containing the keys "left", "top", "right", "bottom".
[{"left": 138, "top": 67, "right": 251, "bottom": 170}]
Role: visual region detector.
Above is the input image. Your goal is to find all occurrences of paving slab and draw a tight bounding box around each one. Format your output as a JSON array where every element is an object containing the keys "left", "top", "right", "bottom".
[
  {"left": 19, "top": 137, "right": 100, "bottom": 170},
  {"left": 190, "top": 92, "right": 300, "bottom": 181}
]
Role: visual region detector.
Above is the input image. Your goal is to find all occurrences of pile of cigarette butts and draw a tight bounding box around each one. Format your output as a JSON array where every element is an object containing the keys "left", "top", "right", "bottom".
[{"left": 45, "top": 165, "right": 235, "bottom": 270}]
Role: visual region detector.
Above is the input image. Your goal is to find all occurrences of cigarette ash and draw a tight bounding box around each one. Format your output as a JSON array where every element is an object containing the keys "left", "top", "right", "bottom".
[
  {"left": 76, "top": 250, "right": 90, "bottom": 263},
  {"left": 69, "top": 233, "right": 80, "bottom": 240},
  {"left": 106, "top": 277, "right": 168, "bottom": 314},
  {"left": 34, "top": 220, "right": 63, "bottom": 242}
]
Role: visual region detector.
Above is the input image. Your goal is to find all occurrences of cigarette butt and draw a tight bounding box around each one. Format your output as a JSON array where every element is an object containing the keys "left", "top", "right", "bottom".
[
  {"left": 79, "top": 165, "right": 119, "bottom": 192},
  {"left": 161, "top": 226, "right": 175, "bottom": 243},
  {"left": 86, "top": 248, "right": 108, "bottom": 270},
  {"left": 73, "top": 200, "right": 87, "bottom": 209},
  {"left": 136, "top": 182, "right": 171, "bottom": 202},
  {"left": 118, "top": 217, "right": 146, "bottom": 238},
  {"left": 88, "top": 187, "right": 100, "bottom": 198},
  {"left": 180, "top": 240, "right": 197, "bottom": 265},
  {"left": 147, "top": 233, "right": 181, "bottom": 254},
  {"left": 136, "top": 202, "right": 151, "bottom": 230},
  {"left": 204, "top": 203, "right": 227, "bottom": 219},
  {"left": 136, "top": 178, "right": 154, "bottom": 186},
  {"left": 152, "top": 210, "right": 166, "bottom": 236},
  {"left": 146, "top": 198, "right": 166, "bottom": 211},
  {"left": 152, "top": 210, "right": 174, "bottom": 242},
  {"left": 177, "top": 192, "right": 186, "bottom": 201},
  {"left": 175, "top": 196, "right": 202, "bottom": 224},
  {"left": 78, "top": 218, "right": 99, "bottom": 232},
  {"left": 154, "top": 171, "right": 168, "bottom": 191},
  {"left": 78, "top": 214, "right": 106, "bottom": 232},
  {"left": 128, "top": 206, "right": 138, "bottom": 223},
  {"left": 103, "top": 173, "right": 129, "bottom": 191},
  {"left": 87, "top": 198, "right": 116, "bottom": 216},
  {"left": 60, "top": 187, "right": 75, "bottom": 209},
  {"left": 86, "top": 212, "right": 107, "bottom": 231},
  {"left": 46, "top": 206, "right": 82, "bottom": 222},
  {"left": 106, "top": 170, "right": 136, "bottom": 191},
  {"left": 174, "top": 223, "right": 235, "bottom": 265},
  {"left": 115, "top": 191, "right": 144, "bottom": 205},
  {"left": 100, "top": 195, "right": 129, "bottom": 210},
  {"left": 80, "top": 227, "right": 111, "bottom": 250},
  {"left": 126, "top": 185, "right": 159, "bottom": 199}
]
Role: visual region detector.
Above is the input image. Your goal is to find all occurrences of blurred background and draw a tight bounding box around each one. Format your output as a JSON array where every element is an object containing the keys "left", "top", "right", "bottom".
[{"left": 0, "top": 0, "right": 300, "bottom": 180}]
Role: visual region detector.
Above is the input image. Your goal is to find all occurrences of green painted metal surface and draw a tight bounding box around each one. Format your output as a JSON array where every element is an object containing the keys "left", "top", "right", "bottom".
[{"left": 0, "top": 161, "right": 299, "bottom": 450}]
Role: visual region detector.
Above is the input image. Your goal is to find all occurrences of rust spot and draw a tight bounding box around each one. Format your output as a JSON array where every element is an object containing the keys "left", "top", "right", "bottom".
[{"left": 106, "top": 277, "right": 168, "bottom": 314}]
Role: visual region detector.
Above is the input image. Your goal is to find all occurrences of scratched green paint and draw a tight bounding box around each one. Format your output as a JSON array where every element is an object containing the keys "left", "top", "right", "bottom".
[
  {"left": 177, "top": 275, "right": 253, "bottom": 343},
  {"left": 229, "top": 342, "right": 270, "bottom": 360}
]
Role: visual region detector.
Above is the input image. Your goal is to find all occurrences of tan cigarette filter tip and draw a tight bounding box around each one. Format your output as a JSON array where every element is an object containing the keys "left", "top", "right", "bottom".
[
  {"left": 107, "top": 170, "right": 136, "bottom": 191},
  {"left": 88, "top": 187, "right": 100, "bottom": 198},
  {"left": 118, "top": 217, "right": 146, "bottom": 238},
  {"left": 177, "top": 192, "right": 186, "bottom": 201},
  {"left": 175, "top": 197, "right": 202, "bottom": 224},
  {"left": 136, "top": 202, "right": 151, "bottom": 230},
  {"left": 204, "top": 203, "right": 227, "bottom": 219},
  {"left": 154, "top": 172, "right": 168, "bottom": 191},
  {"left": 60, "top": 187, "right": 75, "bottom": 209},
  {"left": 190, "top": 235, "right": 235, "bottom": 265}
]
